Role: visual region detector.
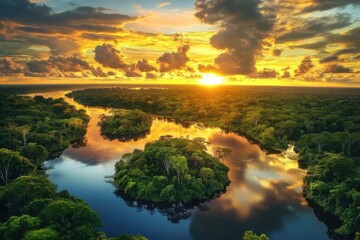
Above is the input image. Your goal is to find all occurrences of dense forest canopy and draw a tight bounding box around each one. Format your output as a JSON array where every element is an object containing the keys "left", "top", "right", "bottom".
[
  {"left": 68, "top": 86, "right": 360, "bottom": 236},
  {"left": 0, "top": 93, "right": 89, "bottom": 182},
  {"left": 114, "top": 138, "right": 229, "bottom": 203}
]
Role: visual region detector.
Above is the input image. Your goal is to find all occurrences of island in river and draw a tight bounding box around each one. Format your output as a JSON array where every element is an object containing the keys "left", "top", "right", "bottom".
[
  {"left": 100, "top": 109, "right": 152, "bottom": 141},
  {"left": 114, "top": 138, "right": 229, "bottom": 203}
]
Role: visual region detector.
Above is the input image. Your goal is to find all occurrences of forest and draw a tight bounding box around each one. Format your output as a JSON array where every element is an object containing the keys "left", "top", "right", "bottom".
[
  {"left": 100, "top": 109, "right": 152, "bottom": 141},
  {"left": 68, "top": 86, "right": 360, "bottom": 237},
  {"left": 114, "top": 138, "right": 229, "bottom": 203},
  {"left": 0, "top": 93, "right": 147, "bottom": 240}
]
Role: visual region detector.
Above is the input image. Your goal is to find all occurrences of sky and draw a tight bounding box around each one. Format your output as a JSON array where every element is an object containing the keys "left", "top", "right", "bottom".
[{"left": 0, "top": 0, "right": 359, "bottom": 86}]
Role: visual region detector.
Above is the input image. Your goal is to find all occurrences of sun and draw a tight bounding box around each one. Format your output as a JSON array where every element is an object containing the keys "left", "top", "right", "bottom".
[{"left": 199, "top": 74, "right": 224, "bottom": 86}]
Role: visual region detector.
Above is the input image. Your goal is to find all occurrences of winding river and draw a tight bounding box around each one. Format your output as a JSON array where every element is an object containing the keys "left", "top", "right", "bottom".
[{"left": 28, "top": 90, "right": 330, "bottom": 240}]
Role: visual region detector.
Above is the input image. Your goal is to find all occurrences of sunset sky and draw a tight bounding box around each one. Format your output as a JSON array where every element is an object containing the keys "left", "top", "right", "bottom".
[{"left": 0, "top": 0, "right": 359, "bottom": 86}]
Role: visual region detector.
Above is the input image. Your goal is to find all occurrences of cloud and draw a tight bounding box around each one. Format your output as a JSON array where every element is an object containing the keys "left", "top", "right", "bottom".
[
  {"left": 0, "top": 1, "right": 134, "bottom": 33},
  {"left": 146, "top": 72, "right": 158, "bottom": 79},
  {"left": 281, "top": 70, "right": 291, "bottom": 78},
  {"left": 323, "top": 64, "right": 353, "bottom": 73},
  {"left": 124, "top": 67, "right": 142, "bottom": 77},
  {"left": 320, "top": 47, "right": 358, "bottom": 63},
  {"left": 158, "top": 2, "right": 172, "bottom": 8},
  {"left": 303, "top": 0, "right": 360, "bottom": 13},
  {"left": 25, "top": 54, "right": 108, "bottom": 77},
  {"left": 0, "top": 58, "right": 22, "bottom": 74},
  {"left": 94, "top": 44, "right": 129, "bottom": 69},
  {"left": 295, "top": 56, "right": 314, "bottom": 76},
  {"left": 49, "top": 55, "right": 93, "bottom": 72},
  {"left": 91, "top": 67, "right": 107, "bottom": 77},
  {"left": 157, "top": 44, "right": 190, "bottom": 72},
  {"left": 0, "top": 0, "right": 136, "bottom": 56},
  {"left": 136, "top": 59, "right": 157, "bottom": 72},
  {"left": 273, "top": 49, "right": 283, "bottom": 57},
  {"left": 276, "top": 14, "right": 352, "bottom": 43},
  {"left": 252, "top": 68, "right": 278, "bottom": 78},
  {"left": 294, "top": 27, "right": 360, "bottom": 53},
  {"left": 27, "top": 60, "right": 56, "bottom": 73},
  {"left": 195, "top": 0, "right": 275, "bottom": 75}
]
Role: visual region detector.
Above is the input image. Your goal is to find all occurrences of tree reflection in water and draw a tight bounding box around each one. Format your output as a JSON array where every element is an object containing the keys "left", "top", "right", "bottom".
[{"left": 115, "top": 190, "right": 224, "bottom": 223}]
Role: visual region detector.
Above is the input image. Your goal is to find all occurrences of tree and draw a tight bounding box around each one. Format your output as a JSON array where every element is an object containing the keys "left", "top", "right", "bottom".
[
  {"left": 200, "top": 167, "right": 214, "bottom": 184},
  {"left": 0, "top": 148, "right": 35, "bottom": 184},
  {"left": 19, "top": 144, "right": 49, "bottom": 167},
  {"left": 40, "top": 199, "right": 101, "bottom": 229},
  {"left": 170, "top": 155, "right": 188, "bottom": 184},
  {"left": 245, "top": 111, "right": 262, "bottom": 127},
  {"left": 0, "top": 215, "right": 41, "bottom": 240},
  {"left": 242, "top": 231, "right": 269, "bottom": 240},
  {"left": 0, "top": 175, "right": 56, "bottom": 214},
  {"left": 22, "top": 227, "right": 59, "bottom": 240}
]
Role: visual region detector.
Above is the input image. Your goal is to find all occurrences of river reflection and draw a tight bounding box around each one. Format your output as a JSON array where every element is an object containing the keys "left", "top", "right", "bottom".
[{"left": 27, "top": 91, "right": 329, "bottom": 240}]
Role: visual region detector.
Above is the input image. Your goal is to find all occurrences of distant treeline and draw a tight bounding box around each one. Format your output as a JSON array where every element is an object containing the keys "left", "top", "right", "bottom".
[{"left": 68, "top": 86, "right": 360, "bottom": 237}]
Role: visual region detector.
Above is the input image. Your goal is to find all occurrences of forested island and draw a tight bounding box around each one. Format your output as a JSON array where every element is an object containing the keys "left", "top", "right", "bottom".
[
  {"left": 68, "top": 86, "right": 360, "bottom": 237},
  {"left": 0, "top": 93, "right": 147, "bottom": 240},
  {"left": 100, "top": 109, "right": 152, "bottom": 141},
  {"left": 114, "top": 138, "right": 229, "bottom": 203}
]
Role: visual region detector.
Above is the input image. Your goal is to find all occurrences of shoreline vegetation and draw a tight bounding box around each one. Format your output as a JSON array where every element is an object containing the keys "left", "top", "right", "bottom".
[
  {"left": 67, "top": 86, "right": 360, "bottom": 238},
  {"left": 114, "top": 138, "right": 230, "bottom": 203},
  {"left": 0, "top": 93, "right": 147, "bottom": 240}
]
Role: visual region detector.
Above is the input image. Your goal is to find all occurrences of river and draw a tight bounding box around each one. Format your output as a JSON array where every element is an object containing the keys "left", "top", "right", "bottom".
[{"left": 27, "top": 90, "right": 330, "bottom": 240}]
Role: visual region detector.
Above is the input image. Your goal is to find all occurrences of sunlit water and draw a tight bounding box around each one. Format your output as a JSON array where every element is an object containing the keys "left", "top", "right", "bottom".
[{"left": 27, "top": 91, "right": 329, "bottom": 240}]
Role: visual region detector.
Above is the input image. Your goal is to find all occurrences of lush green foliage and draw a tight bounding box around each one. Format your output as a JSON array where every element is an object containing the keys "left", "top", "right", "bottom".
[
  {"left": 0, "top": 175, "right": 101, "bottom": 240},
  {"left": 100, "top": 109, "right": 152, "bottom": 141},
  {"left": 69, "top": 86, "right": 360, "bottom": 236},
  {"left": 0, "top": 94, "right": 89, "bottom": 167},
  {"left": 114, "top": 138, "right": 229, "bottom": 203},
  {"left": 242, "top": 231, "right": 269, "bottom": 240}
]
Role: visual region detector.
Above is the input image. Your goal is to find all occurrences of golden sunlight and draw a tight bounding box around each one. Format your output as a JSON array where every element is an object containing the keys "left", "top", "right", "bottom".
[{"left": 199, "top": 74, "right": 224, "bottom": 86}]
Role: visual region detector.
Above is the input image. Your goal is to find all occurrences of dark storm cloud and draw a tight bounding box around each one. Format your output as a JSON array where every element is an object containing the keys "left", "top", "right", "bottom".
[
  {"left": 320, "top": 47, "right": 358, "bottom": 63},
  {"left": 94, "top": 44, "right": 129, "bottom": 69},
  {"left": 0, "top": 0, "right": 136, "bottom": 56},
  {"left": 49, "top": 55, "right": 93, "bottom": 72},
  {"left": 157, "top": 45, "right": 190, "bottom": 72},
  {"left": 136, "top": 59, "right": 158, "bottom": 72},
  {"left": 295, "top": 56, "right": 314, "bottom": 76},
  {"left": 323, "top": 64, "right": 353, "bottom": 73},
  {"left": 320, "top": 55, "right": 339, "bottom": 63},
  {"left": 195, "top": 0, "right": 275, "bottom": 75},
  {"left": 303, "top": 0, "right": 360, "bottom": 13},
  {"left": 295, "top": 27, "right": 360, "bottom": 52},
  {"left": 276, "top": 14, "right": 352, "bottom": 43},
  {"left": 0, "top": 58, "right": 22, "bottom": 74},
  {"left": 27, "top": 60, "right": 55, "bottom": 73},
  {"left": 26, "top": 54, "right": 107, "bottom": 77},
  {"left": 0, "top": 1, "right": 134, "bottom": 33},
  {"left": 327, "top": 27, "right": 360, "bottom": 50}
]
